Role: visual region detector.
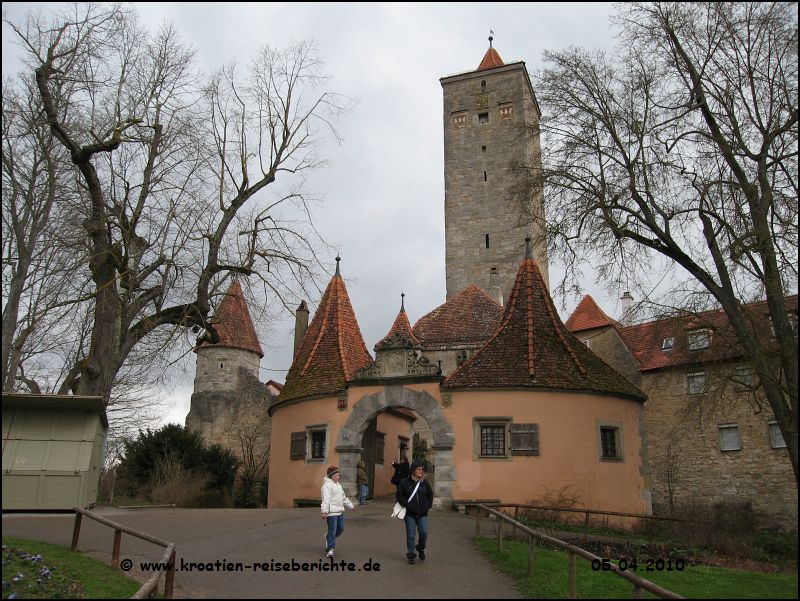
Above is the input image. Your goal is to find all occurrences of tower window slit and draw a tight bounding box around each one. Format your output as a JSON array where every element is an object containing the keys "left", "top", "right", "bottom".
[
  {"left": 484, "top": 171, "right": 487, "bottom": 182},
  {"left": 485, "top": 234, "right": 490, "bottom": 249}
]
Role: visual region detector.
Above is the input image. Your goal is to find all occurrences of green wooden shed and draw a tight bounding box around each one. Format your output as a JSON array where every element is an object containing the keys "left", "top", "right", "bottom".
[{"left": 2, "top": 394, "right": 108, "bottom": 510}]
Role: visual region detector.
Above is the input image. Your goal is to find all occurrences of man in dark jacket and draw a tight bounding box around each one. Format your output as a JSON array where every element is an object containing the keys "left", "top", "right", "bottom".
[{"left": 396, "top": 461, "right": 433, "bottom": 564}]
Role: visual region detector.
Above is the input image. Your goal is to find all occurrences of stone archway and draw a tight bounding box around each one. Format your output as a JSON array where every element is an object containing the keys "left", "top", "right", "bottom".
[{"left": 335, "top": 385, "right": 454, "bottom": 508}]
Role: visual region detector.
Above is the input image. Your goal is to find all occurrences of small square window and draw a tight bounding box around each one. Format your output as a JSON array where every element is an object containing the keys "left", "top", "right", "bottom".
[
  {"left": 719, "top": 424, "right": 741, "bottom": 452},
  {"left": 687, "top": 371, "right": 708, "bottom": 395},
  {"left": 478, "top": 112, "right": 489, "bottom": 124},
  {"left": 688, "top": 329, "right": 712, "bottom": 350},
  {"left": 661, "top": 337, "right": 674, "bottom": 351},
  {"left": 769, "top": 422, "right": 786, "bottom": 449}
]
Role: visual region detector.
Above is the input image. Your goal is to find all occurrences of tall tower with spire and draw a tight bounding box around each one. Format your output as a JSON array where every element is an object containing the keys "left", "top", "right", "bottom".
[{"left": 440, "top": 36, "right": 548, "bottom": 301}]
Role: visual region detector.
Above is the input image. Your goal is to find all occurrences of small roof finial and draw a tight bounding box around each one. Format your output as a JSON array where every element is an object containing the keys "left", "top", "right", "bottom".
[
  {"left": 525, "top": 237, "right": 532, "bottom": 259},
  {"left": 489, "top": 29, "right": 494, "bottom": 48},
  {"left": 401, "top": 291, "right": 405, "bottom": 312},
  {"left": 335, "top": 254, "right": 341, "bottom": 276}
]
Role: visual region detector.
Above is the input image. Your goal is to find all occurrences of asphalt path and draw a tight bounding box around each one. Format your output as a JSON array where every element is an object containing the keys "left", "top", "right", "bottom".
[{"left": 2, "top": 497, "right": 521, "bottom": 598}]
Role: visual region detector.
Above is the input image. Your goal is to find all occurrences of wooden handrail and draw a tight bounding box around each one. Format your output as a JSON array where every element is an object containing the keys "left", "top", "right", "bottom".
[
  {"left": 71, "top": 507, "right": 175, "bottom": 598},
  {"left": 470, "top": 504, "right": 684, "bottom": 599}
]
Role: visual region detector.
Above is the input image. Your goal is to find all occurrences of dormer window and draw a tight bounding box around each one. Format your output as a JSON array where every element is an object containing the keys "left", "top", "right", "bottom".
[
  {"left": 688, "top": 328, "right": 712, "bottom": 350},
  {"left": 661, "top": 337, "right": 675, "bottom": 351}
]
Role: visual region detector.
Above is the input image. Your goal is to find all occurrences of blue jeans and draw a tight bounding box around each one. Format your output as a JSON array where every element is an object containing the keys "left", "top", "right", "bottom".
[
  {"left": 359, "top": 484, "right": 368, "bottom": 504},
  {"left": 326, "top": 514, "right": 345, "bottom": 550},
  {"left": 404, "top": 514, "right": 428, "bottom": 558}
]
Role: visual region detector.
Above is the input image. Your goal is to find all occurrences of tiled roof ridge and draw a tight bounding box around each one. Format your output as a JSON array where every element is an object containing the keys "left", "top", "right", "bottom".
[
  {"left": 279, "top": 270, "right": 373, "bottom": 403},
  {"left": 301, "top": 279, "right": 334, "bottom": 376},
  {"left": 533, "top": 261, "right": 587, "bottom": 377}
]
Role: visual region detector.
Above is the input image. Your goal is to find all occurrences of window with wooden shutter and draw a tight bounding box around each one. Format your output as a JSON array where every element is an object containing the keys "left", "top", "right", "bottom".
[
  {"left": 510, "top": 423, "right": 539, "bottom": 456},
  {"left": 290, "top": 431, "right": 306, "bottom": 460}
]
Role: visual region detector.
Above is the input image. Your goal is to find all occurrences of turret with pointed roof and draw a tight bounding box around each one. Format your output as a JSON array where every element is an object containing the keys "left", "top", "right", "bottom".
[
  {"left": 443, "top": 241, "right": 646, "bottom": 401},
  {"left": 197, "top": 280, "right": 263, "bottom": 357},
  {"left": 277, "top": 258, "right": 373, "bottom": 404}
]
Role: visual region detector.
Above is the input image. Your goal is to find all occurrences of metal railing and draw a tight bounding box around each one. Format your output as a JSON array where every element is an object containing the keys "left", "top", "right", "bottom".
[
  {"left": 71, "top": 507, "right": 176, "bottom": 598},
  {"left": 468, "top": 504, "right": 683, "bottom": 599}
]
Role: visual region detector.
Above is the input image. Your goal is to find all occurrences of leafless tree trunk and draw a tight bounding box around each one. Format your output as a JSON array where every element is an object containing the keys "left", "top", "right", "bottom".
[{"left": 526, "top": 3, "right": 798, "bottom": 482}]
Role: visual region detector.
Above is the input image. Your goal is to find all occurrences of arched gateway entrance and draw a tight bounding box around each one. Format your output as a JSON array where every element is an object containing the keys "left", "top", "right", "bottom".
[{"left": 335, "top": 386, "right": 454, "bottom": 507}]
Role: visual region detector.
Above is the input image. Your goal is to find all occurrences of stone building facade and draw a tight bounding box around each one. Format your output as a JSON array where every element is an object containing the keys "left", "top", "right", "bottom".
[
  {"left": 566, "top": 294, "right": 798, "bottom": 528},
  {"left": 442, "top": 41, "right": 548, "bottom": 302}
]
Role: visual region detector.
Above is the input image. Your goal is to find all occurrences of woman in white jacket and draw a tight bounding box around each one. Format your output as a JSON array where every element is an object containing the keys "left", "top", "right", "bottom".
[{"left": 321, "top": 466, "right": 355, "bottom": 558}]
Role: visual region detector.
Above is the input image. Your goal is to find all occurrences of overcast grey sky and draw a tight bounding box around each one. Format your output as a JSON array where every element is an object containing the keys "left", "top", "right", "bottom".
[{"left": 3, "top": 2, "right": 631, "bottom": 426}]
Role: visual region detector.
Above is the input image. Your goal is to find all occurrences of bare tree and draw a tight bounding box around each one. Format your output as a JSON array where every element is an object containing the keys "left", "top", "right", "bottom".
[
  {"left": 5, "top": 4, "right": 349, "bottom": 404},
  {"left": 1, "top": 69, "right": 89, "bottom": 392},
  {"left": 525, "top": 2, "right": 798, "bottom": 482}
]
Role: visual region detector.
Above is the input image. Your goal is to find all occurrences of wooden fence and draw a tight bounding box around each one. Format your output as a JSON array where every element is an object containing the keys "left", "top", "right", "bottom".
[
  {"left": 468, "top": 503, "right": 683, "bottom": 599},
  {"left": 71, "top": 506, "right": 175, "bottom": 598}
]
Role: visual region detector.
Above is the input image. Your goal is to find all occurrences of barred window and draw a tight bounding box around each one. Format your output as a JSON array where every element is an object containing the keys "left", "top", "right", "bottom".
[
  {"left": 310, "top": 429, "right": 326, "bottom": 459},
  {"left": 600, "top": 427, "right": 619, "bottom": 459},
  {"left": 481, "top": 425, "right": 506, "bottom": 456}
]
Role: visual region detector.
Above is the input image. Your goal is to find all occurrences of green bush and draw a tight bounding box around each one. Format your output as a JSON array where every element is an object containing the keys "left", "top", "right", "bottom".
[{"left": 115, "top": 424, "right": 239, "bottom": 505}]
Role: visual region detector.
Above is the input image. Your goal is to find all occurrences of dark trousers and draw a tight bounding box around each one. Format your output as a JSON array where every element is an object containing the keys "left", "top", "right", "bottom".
[{"left": 403, "top": 514, "right": 428, "bottom": 558}]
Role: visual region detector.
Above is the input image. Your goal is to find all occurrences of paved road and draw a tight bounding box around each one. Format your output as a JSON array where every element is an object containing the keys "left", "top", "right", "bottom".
[{"left": 2, "top": 498, "right": 521, "bottom": 598}]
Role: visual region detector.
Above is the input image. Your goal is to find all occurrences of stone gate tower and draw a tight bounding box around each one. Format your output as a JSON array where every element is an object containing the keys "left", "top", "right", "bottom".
[{"left": 441, "top": 38, "right": 548, "bottom": 301}]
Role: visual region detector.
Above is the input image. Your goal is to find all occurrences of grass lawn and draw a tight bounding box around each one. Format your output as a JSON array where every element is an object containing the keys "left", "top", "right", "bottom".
[
  {"left": 475, "top": 538, "right": 798, "bottom": 599},
  {"left": 2, "top": 536, "right": 142, "bottom": 599}
]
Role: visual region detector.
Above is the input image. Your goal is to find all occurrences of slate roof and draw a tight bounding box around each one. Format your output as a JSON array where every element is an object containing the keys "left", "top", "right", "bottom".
[
  {"left": 478, "top": 46, "right": 505, "bottom": 71},
  {"left": 615, "top": 296, "right": 798, "bottom": 372},
  {"left": 278, "top": 268, "right": 373, "bottom": 403},
  {"left": 442, "top": 250, "right": 646, "bottom": 402},
  {"left": 564, "top": 294, "right": 618, "bottom": 333},
  {"left": 198, "top": 280, "right": 263, "bottom": 358},
  {"left": 413, "top": 285, "right": 503, "bottom": 347}
]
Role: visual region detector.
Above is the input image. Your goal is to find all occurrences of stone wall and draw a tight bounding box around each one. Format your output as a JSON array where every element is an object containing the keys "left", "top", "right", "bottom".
[{"left": 641, "top": 367, "right": 797, "bottom": 529}]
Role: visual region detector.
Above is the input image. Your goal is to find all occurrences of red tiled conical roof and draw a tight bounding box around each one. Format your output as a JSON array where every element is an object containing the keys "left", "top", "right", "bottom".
[
  {"left": 443, "top": 248, "right": 645, "bottom": 401},
  {"left": 375, "top": 299, "right": 421, "bottom": 350},
  {"left": 278, "top": 269, "right": 373, "bottom": 402},
  {"left": 413, "top": 285, "right": 503, "bottom": 346},
  {"left": 565, "top": 295, "right": 618, "bottom": 333},
  {"left": 478, "top": 46, "right": 505, "bottom": 71},
  {"left": 199, "top": 280, "right": 263, "bottom": 357}
]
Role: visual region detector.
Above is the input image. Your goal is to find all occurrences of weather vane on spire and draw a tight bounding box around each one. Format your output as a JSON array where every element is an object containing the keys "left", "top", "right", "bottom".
[{"left": 489, "top": 30, "right": 494, "bottom": 47}]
